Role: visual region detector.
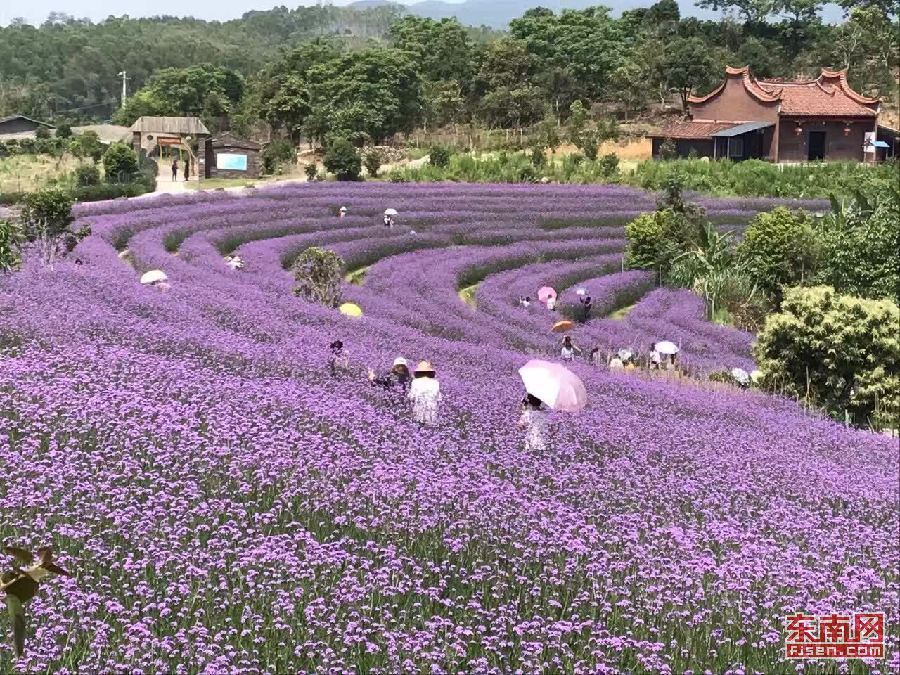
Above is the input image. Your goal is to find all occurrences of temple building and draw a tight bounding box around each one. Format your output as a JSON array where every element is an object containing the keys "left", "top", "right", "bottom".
[{"left": 650, "top": 67, "right": 897, "bottom": 162}]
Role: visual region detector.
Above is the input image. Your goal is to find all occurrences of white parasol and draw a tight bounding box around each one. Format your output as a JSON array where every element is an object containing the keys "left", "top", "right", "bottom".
[
  {"left": 384, "top": 208, "right": 399, "bottom": 216},
  {"left": 518, "top": 359, "right": 587, "bottom": 412},
  {"left": 140, "top": 270, "right": 168, "bottom": 285},
  {"left": 654, "top": 340, "right": 679, "bottom": 355}
]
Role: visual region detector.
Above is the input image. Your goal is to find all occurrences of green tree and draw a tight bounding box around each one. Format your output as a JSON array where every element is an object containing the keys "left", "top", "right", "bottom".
[
  {"left": 696, "top": 0, "right": 775, "bottom": 22},
  {"left": 70, "top": 131, "right": 104, "bottom": 163},
  {"left": 55, "top": 123, "right": 72, "bottom": 139},
  {"left": 292, "top": 246, "right": 344, "bottom": 307},
  {"left": 389, "top": 16, "right": 473, "bottom": 83},
  {"left": 754, "top": 286, "right": 899, "bottom": 428},
  {"left": 737, "top": 207, "right": 819, "bottom": 301},
  {"left": 20, "top": 188, "right": 74, "bottom": 267},
  {"left": 429, "top": 146, "right": 451, "bottom": 168},
  {"left": 817, "top": 189, "right": 900, "bottom": 301},
  {"left": 470, "top": 38, "right": 546, "bottom": 129},
  {"left": 254, "top": 40, "right": 342, "bottom": 142},
  {"left": 74, "top": 164, "right": 100, "bottom": 187},
  {"left": 0, "top": 220, "right": 23, "bottom": 274},
  {"left": 305, "top": 48, "right": 423, "bottom": 144},
  {"left": 114, "top": 65, "right": 244, "bottom": 129},
  {"left": 364, "top": 149, "right": 382, "bottom": 178},
  {"left": 102, "top": 143, "right": 139, "bottom": 184},
  {"left": 509, "top": 6, "right": 624, "bottom": 101},
  {"left": 660, "top": 37, "right": 719, "bottom": 112},
  {"left": 323, "top": 138, "right": 362, "bottom": 181}
]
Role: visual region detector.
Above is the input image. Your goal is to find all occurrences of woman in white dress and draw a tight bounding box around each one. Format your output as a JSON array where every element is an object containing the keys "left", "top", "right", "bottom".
[
  {"left": 519, "top": 394, "right": 549, "bottom": 451},
  {"left": 409, "top": 361, "right": 441, "bottom": 425}
]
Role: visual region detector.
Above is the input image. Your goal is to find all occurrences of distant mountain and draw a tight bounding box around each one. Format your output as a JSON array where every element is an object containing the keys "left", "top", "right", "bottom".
[{"left": 346, "top": 0, "right": 719, "bottom": 28}]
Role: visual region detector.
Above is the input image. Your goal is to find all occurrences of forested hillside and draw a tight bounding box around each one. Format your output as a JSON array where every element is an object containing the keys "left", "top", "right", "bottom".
[{"left": 0, "top": 0, "right": 896, "bottom": 140}]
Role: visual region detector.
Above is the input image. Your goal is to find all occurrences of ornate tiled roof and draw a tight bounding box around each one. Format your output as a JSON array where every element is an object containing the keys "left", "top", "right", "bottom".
[{"left": 689, "top": 67, "right": 879, "bottom": 117}]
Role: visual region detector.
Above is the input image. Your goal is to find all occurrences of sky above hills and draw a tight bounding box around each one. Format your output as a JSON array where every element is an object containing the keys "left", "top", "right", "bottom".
[
  {"left": 1, "top": 0, "right": 840, "bottom": 28},
  {"left": 2, "top": 0, "right": 710, "bottom": 27}
]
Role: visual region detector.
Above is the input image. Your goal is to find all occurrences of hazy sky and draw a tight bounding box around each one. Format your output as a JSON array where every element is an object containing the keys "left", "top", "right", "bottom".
[{"left": 0, "top": 0, "right": 386, "bottom": 26}]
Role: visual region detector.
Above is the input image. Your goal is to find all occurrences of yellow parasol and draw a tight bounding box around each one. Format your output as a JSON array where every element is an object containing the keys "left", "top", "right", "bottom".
[
  {"left": 339, "top": 302, "right": 363, "bottom": 318},
  {"left": 552, "top": 320, "right": 574, "bottom": 333}
]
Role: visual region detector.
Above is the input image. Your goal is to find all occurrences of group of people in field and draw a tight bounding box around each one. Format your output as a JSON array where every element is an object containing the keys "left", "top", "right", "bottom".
[
  {"left": 328, "top": 341, "right": 441, "bottom": 426},
  {"left": 330, "top": 339, "right": 551, "bottom": 448},
  {"left": 558, "top": 335, "right": 679, "bottom": 371}
]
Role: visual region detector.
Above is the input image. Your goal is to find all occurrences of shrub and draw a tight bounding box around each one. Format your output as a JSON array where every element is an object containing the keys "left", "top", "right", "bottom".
[
  {"left": 20, "top": 188, "right": 74, "bottom": 265},
  {"left": 530, "top": 147, "right": 547, "bottom": 169},
  {"left": 658, "top": 139, "right": 677, "bottom": 160},
  {"left": 55, "top": 123, "right": 72, "bottom": 139},
  {"left": 429, "top": 146, "right": 451, "bottom": 168},
  {"left": 262, "top": 139, "right": 295, "bottom": 175},
  {"left": 323, "top": 138, "right": 361, "bottom": 181},
  {"left": 817, "top": 189, "right": 900, "bottom": 302},
  {"left": 291, "top": 246, "right": 344, "bottom": 307},
  {"left": 70, "top": 131, "right": 104, "bottom": 162},
  {"left": 0, "top": 220, "right": 23, "bottom": 273},
  {"left": 737, "top": 207, "right": 818, "bottom": 302},
  {"left": 103, "top": 143, "right": 139, "bottom": 184},
  {"left": 754, "top": 286, "right": 899, "bottom": 428},
  {"left": 35, "top": 127, "right": 51, "bottom": 140},
  {"left": 75, "top": 164, "right": 101, "bottom": 187},
  {"left": 598, "top": 153, "right": 619, "bottom": 178},
  {"left": 364, "top": 150, "right": 382, "bottom": 178},
  {"left": 304, "top": 163, "right": 319, "bottom": 181}
]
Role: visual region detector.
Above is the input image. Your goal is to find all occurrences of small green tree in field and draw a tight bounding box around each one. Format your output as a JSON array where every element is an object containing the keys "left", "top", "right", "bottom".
[
  {"left": 754, "top": 286, "right": 899, "bottom": 428},
  {"left": 818, "top": 189, "right": 900, "bottom": 302},
  {"left": 737, "top": 207, "right": 818, "bottom": 302},
  {"left": 55, "top": 123, "right": 72, "bottom": 139},
  {"left": 323, "top": 138, "right": 361, "bottom": 181},
  {"left": 102, "top": 143, "right": 139, "bottom": 184},
  {"left": 0, "top": 220, "right": 23, "bottom": 274},
  {"left": 292, "top": 246, "right": 344, "bottom": 307},
  {"left": 364, "top": 149, "right": 382, "bottom": 178},
  {"left": 429, "top": 145, "right": 451, "bottom": 168},
  {"left": 20, "top": 188, "right": 74, "bottom": 267},
  {"left": 304, "top": 162, "right": 319, "bottom": 181},
  {"left": 75, "top": 164, "right": 100, "bottom": 187}
]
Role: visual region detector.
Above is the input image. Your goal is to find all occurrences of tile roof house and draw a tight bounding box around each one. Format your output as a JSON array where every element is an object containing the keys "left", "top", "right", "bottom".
[{"left": 650, "top": 67, "right": 888, "bottom": 162}]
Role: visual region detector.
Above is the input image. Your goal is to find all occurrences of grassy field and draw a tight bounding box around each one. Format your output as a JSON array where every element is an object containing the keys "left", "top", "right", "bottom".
[
  {"left": 185, "top": 177, "right": 264, "bottom": 191},
  {"left": 0, "top": 154, "right": 85, "bottom": 194}
]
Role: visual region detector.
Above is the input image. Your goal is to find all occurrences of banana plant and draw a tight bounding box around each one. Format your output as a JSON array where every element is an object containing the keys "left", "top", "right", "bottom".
[{"left": 1, "top": 545, "right": 71, "bottom": 658}]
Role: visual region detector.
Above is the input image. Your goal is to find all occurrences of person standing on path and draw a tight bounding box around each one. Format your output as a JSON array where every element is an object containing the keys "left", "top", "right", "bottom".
[
  {"left": 184, "top": 156, "right": 190, "bottom": 182},
  {"left": 171, "top": 158, "right": 179, "bottom": 182}
]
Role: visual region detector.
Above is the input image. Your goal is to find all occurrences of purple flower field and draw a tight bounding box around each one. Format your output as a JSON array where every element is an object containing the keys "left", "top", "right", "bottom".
[{"left": 0, "top": 183, "right": 896, "bottom": 673}]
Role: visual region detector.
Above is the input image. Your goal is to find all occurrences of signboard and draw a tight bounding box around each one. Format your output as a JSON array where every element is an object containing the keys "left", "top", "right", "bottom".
[
  {"left": 863, "top": 131, "right": 876, "bottom": 154},
  {"left": 217, "top": 153, "right": 248, "bottom": 171},
  {"left": 156, "top": 136, "right": 183, "bottom": 147}
]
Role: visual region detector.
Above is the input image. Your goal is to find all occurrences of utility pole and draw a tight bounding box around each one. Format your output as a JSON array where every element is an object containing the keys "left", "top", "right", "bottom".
[{"left": 118, "top": 71, "right": 128, "bottom": 107}]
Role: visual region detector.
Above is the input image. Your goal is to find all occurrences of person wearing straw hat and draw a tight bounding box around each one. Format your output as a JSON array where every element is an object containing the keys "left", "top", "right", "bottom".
[
  {"left": 409, "top": 361, "right": 441, "bottom": 425},
  {"left": 368, "top": 357, "right": 411, "bottom": 394},
  {"left": 519, "top": 393, "right": 549, "bottom": 451}
]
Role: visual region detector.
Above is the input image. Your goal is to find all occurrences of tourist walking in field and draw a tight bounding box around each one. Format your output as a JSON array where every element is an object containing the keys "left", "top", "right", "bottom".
[
  {"left": 339, "top": 206, "right": 347, "bottom": 218},
  {"left": 546, "top": 296, "right": 556, "bottom": 311},
  {"left": 369, "top": 357, "right": 411, "bottom": 394},
  {"left": 519, "top": 393, "right": 549, "bottom": 451},
  {"left": 409, "top": 361, "right": 440, "bottom": 425},
  {"left": 560, "top": 335, "right": 580, "bottom": 362},
  {"left": 328, "top": 340, "right": 349, "bottom": 376},
  {"left": 579, "top": 294, "right": 592, "bottom": 322}
]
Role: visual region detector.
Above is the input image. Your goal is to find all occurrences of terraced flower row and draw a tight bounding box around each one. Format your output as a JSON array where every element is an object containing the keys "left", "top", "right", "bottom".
[{"left": 0, "top": 183, "right": 893, "bottom": 674}]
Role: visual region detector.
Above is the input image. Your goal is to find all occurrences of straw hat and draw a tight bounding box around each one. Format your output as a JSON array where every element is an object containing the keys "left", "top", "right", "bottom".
[
  {"left": 392, "top": 357, "right": 408, "bottom": 368},
  {"left": 415, "top": 360, "right": 435, "bottom": 374}
]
